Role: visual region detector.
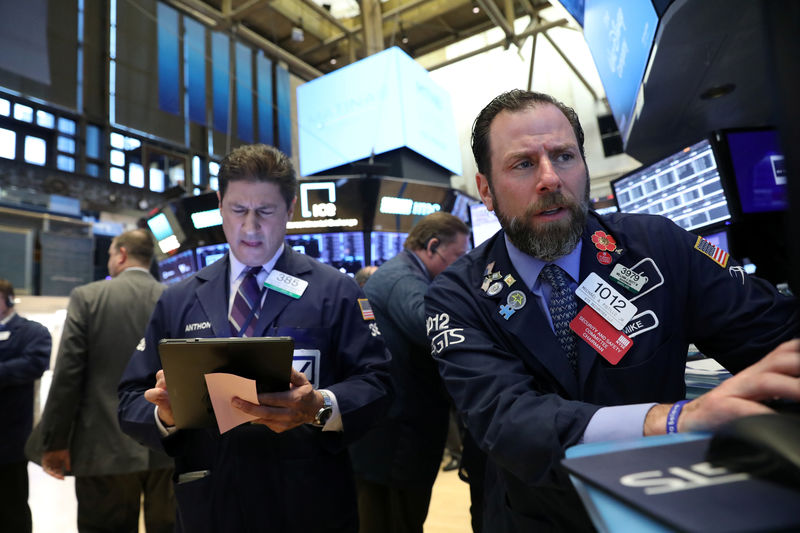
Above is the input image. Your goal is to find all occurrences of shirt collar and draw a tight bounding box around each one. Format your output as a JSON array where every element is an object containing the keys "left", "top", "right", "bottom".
[
  {"left": 229, "top": 243, "right": 285, "bottom": 283},
  {"left": 1, "top": 310, "right": 17, "bottom": 326},
  {"left": 504, "top": 233, "right": 583, "bottom": 290},
  {"left": 406, "top": 249, "right": 431, "bottom": 279}
]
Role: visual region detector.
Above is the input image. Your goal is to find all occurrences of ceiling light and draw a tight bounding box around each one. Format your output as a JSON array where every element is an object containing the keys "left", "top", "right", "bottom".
[
  {"left": 400, "top": 22, "right": 409, "bottom": 44},
  {"left": 472, "top": 1, "right": 480, "bottom": 14},
  {"left": 330, "top": 56, "right": 338, "bottom": 65},
  {"left": 291, "top": 18, "right": 305, "bottom": 42}
]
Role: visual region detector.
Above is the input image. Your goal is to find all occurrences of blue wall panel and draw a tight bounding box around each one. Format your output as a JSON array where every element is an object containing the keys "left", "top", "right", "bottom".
[
  {"left": 157, "top": 3, "right": 180, "bottom": 116},
  {"left": 256, "top": 52, "right": 274, "bottom": 146},
  {"left": 211, "top": 31, "right": 230, "bottom": 133},
  {"left": 235, "top": 42, "right": 253, "bottom": 142},
  {"left": 185, "top": 17, "right": 206, "bottom": 125},
  {"left": 276, "top": 64, "right": 292, "bottom": 155}
]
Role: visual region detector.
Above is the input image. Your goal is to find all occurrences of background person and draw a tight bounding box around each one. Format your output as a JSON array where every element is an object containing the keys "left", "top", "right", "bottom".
[
  {"left": 0, "top": 279, "right": 51, "bottom": 533},
  {"left": 118, "top": 143, "right": 392, "bottom": 533},
  {"left": 425, "top": 90, "right": 800, "bottom": 532},
  {"left": 36, "top": 229, "right": 174, "bottom": 533},
  {"left": 349, "top": 211, "right": 469, "bottom": 533}
]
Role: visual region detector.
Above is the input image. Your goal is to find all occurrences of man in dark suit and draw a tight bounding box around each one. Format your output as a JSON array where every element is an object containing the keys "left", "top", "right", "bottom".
[
  {"left": 118, "top": 143, "right": 392, "bottom": 533},
  {"left": 37, "top": 229, "right": 174, "bottom": 533},
  {"left": 425, "top": 90, "right": 800, "bottom": 532},
  {"left": 0, "top": 279, "right": 51, "bottom": 533},
  {"left": 349, "top": 211, "right": 469, "bottom": 533}
]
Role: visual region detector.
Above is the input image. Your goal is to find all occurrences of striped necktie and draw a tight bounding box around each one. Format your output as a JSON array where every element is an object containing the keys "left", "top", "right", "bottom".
[
  {"left": 540, "top": 264, "right": 578, "bottom": 374},
  {"left": 229, "top": 266, "right": 263, "bottom": 337}
]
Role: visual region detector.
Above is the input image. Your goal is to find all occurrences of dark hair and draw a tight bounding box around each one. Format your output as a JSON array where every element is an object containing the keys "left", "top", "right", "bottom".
[
  {"left": 0, "top": 278, "right": 14, "bottom": 307},
  {"left": 113, "top": 229, "right": 155, "bottom": 265},
  {"left": 405, "top": 211, "right": 470, "bottom": 251},
  {"left": 218, "top": 144, "right": 297, "bottom": 209},
  {"left": 471, "top": 90, "right": 586, "bottom": 183}
]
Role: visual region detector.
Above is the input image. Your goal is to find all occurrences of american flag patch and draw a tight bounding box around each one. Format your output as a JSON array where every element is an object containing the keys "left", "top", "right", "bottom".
[
  {"left": 694, "top": 236, "right": 729, "bottom": 268},
  {"left": 358, "top": 298, "right": 375, "bottom": 320}
]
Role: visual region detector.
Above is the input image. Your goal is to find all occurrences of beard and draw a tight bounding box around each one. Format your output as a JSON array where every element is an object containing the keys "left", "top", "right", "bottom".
[{"left": 493, "top": 185, "right": 589, "bottom": 262}]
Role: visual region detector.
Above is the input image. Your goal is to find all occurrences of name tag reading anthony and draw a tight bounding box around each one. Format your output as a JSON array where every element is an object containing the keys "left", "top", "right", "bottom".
[
  {"left": 265, "top": 270, "right": 308, "bottom": 299},
  {"left": 575, "top": 272, "right": 638, "bottom": 330}
]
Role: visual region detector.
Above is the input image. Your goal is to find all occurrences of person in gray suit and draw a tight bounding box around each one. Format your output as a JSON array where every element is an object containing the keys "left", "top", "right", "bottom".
[{"left": 36, "top": 229, "right": 175, "bottom": 533}]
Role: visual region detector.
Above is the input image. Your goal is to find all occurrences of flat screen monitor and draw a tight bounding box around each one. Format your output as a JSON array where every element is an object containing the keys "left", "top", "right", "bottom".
[
  {"left": 195, "top": 243, "right": 229, "bottom": 268},
  {"left": 147, "top": 209, "right": 185, "bottom": 255},
  {"left": 583, "top": 0, "right": 659, "bottom": 144},
  {"left": 611, "top": 138, "right": 732, "bottom": 232},
  {"left": 469, "top": 203, "right": 502, "bottom": 247},
  {"left": 370, "top": 231, "right": 408, "bottom": 266},
  {"left": 701, "top": 228, "right": 730, "bottom": 255},
  {"left": 372, "top": 179, "right": 452, "bottom": 233},
  {"left": 723, "top": 129, "right": 787, "bottom": 214},
  {"left": 158, "top": 249, "right": 196, "bottom": 284},
  {"left": 284, "top": 232, "right": 365, "bottom": 276}
]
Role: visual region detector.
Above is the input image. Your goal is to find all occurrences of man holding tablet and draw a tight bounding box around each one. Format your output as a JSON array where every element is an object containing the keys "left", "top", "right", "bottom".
[{"left": 119, "top": 144, "right": 392, "bottom": 533}]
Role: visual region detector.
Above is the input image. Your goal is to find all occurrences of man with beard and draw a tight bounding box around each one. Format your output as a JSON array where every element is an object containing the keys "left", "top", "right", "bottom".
[{"left": 424, "top": 90, "right": 799, "bottom": 532}]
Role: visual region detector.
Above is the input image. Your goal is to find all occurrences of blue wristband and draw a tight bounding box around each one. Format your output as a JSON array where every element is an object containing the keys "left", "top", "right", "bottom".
[{"left": 666, "top": 400, "right": 690, "bottom": 434}]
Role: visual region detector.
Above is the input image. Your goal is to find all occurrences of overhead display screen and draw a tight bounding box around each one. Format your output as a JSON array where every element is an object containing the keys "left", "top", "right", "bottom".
[
  {"left": 583, "top": 0, "right": 659, "bottom": 144},
  {"left": 297, "top": 46, "right": 462, "bottom": 177},
  {"left": 612, "top": 139, "right": 731, "bottom": 232},
  {"left": 372, "top": 179, "right": 451, "bottom": 233}
]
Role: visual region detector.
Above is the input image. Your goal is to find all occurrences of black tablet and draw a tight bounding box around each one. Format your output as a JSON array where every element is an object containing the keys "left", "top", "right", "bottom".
[{"left": 158, "top": 336, "right": 294, "bottom": 429}]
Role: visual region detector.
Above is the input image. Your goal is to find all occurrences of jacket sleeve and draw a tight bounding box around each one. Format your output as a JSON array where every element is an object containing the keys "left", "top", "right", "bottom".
[
  {"left": 0, "top": 319, "right": 51, "bottom": 388},
  {"left": 425, "top": 269, "right": 599, "bottom": 485},
  {"left": 38, "top": 288, "right": 90, "bottom": 449},
  {"left": 117, "top": 295, "right": 171, "bottom": 452}
]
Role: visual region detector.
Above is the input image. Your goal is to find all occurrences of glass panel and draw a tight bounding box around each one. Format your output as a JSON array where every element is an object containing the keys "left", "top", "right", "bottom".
[
  {"left": 0, "top": 128, "right": 15, "bottom": 158},
  {"left": 57, "top": 155, "right": 75, "bottom": 172},
  {"left": 24, "top": 136, "right": 47, "bottom": 165},
  {"left": 86, "top": 125, "right": 101, "bottom": 159},
  {"left": 110, "top": 166, "right": 125, "bottom": 184},
  {"left": 57, "top": 117, "right": 76, "bottom": 134},
  {"left": 36, "top": 110, "right": 55, "bottom": 128},
  {"left": 110, "top": 149, "right": 125, "bottom": 166},
  {"left": 14, "top": 104, "right": 34, "bottom": 122},
  {"left": 149, "top": 166, "right": 165, "bottom": 192},
  {"left": 192, "top": 155, "right": 201, "bottom": 185},
  {"left": 110, "top": 132, "right": 125, "bottom": 149},
  {"left": 86, "top": 162, "right": 100, "bottom": 177},
  {"left": 129, "top": 162, "right": 145, "bottom": 188},
  {"left": 209, "top": 161, "right": 219, "bottom": 176},
  {"left": 57, "top": 136, "right": 76, "bottom": 154},
  {"left": 0, "top": 98, "right": 9, "bottom": 116}
]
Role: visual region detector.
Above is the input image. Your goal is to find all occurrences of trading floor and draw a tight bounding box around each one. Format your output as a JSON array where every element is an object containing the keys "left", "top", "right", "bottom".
[{"left": 28, "top": 459, "right": 471, "bottom": 533}]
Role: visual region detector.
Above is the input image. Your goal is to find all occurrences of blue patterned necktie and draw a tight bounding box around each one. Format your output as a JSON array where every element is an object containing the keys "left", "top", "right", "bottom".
[
  {"left": 229, "top": 266, "right": 263, "bottom": 337},
  {"left": 540, "top": 264, "right": 578, "bottom": 374}
]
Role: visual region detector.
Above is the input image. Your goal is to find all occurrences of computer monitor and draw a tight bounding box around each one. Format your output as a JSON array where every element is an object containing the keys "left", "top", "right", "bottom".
[
  {"left": 611, "top": 138, "right": 732, "bottom": 232},
  {"left": 701, "top": 228, "right": 730, "bottom": 255},
  {"left": 370, "top": 231, "right": 408, "bottom": 266},
  {"left": 720, "top": 128, "right": 787, "bottom": 214},
  {"left": 195, "top": 243, "right": 229, "bottom": 268},
  {"left": 158, "top": 249, "right": 196, "bottom": 284},
  {"left": 469, "top": 203, "right": 502, "bottom": 247},
  {"left": 147, "top": 209, "right": 185, "bottom": 255},
  {"left": 284, "top": 232, "right": 365, "bottom": 276}
]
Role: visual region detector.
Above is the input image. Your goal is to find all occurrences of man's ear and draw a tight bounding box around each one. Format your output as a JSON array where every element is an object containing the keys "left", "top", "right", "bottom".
[
  {"left": 476, "top": 172, "right": 494, "bottom": 212},
  {"left": 287, "top": 197, "right": 297, "bottom": 220},
  {"left": 117, "top": 246, "right": 128, "bottom": 265},
  {"left": 427, "top": 238, "right": 440, "bottom": 255}
]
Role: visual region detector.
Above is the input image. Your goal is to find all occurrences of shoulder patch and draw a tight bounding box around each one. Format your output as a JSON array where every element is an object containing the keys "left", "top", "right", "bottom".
[
  {"left": 357, "top": 298, "right": 375, "bottom": 320},
  {"left": 694, "top": 236, "right": 729, "bottom": 268}
]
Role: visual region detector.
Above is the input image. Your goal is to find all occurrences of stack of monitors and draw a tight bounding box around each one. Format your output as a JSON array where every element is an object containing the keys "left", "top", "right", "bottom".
[
  {"left": 157, "top": 249, "right": 196, "bottom": 285},
  {"left": 371, "top": 232, "right": 408, "bottom": 266},
  {"left": 284, "top": 232, "right": 365, "bottom": 276},
  {"left": 195, "top": 243, "right": 229, "bottom": 269},
  {"left": 611, "top": 139, "right": 731, "bottom": 232}
]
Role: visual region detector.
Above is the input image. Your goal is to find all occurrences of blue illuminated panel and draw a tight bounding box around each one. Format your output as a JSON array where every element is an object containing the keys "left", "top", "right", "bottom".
[
  {"left": 726, "top": 129, "right": 787, "bottom": 213},
  {"left": 276, "top": 64, "right": 292, "bottom": 155},
  {"left": 211, "top": 32, "right": 230, "bottom": 134},
  {"left": 256, "top": 52, "right": 274, "bottom": 145},
  {"left": 235, "top": 42, "right": 253, "bottom": 142},
  {"left": 157, "top": 3, "right": 180, "bottom": 116},
  {"left": 185, "top": 17, "right": 206, "bottom": 125}
]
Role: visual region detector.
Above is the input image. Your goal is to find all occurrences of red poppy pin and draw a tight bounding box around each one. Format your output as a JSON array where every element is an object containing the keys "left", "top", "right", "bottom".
[{"left": 591, "top": 231, "right": 617, "bottom": 252}]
